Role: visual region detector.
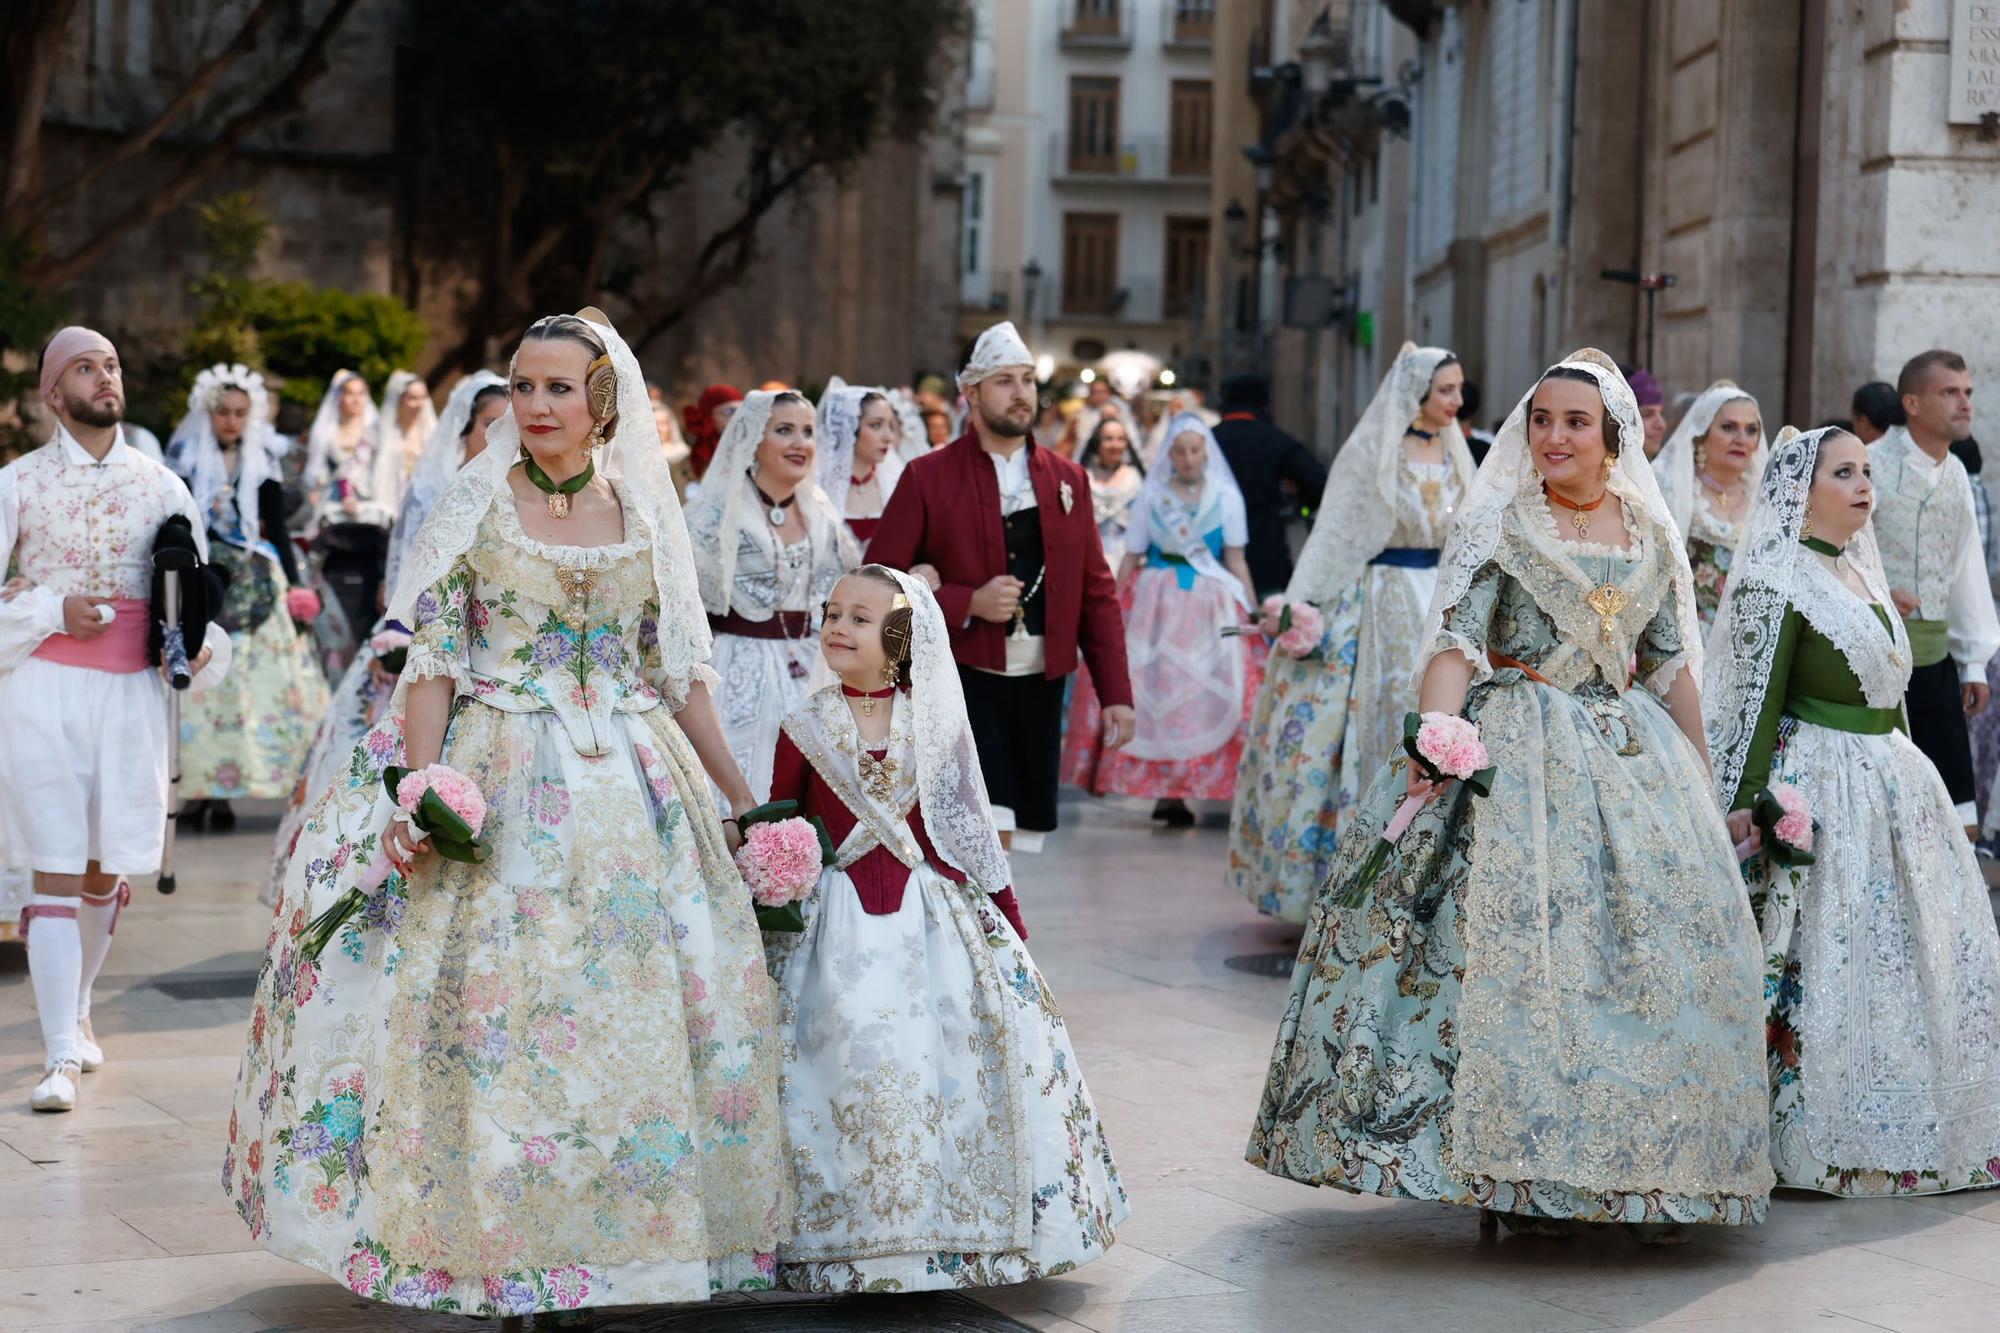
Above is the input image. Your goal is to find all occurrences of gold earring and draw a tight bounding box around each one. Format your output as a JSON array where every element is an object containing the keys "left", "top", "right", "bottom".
[
  {"left": 881, "top": 659, "right": 899, "bottom": 688},
  {"left": 1695, "top": 440, "right": 1708, "bottom": 474},
  {"left": 1801, "top": 509, "right": 1816, "bottom": 541},
  {"left": 1601, "top": 455, "right": 1614, "bottom": 482},
  {"left": 587, "top": 420, "right": 606, "bottom": 448}
]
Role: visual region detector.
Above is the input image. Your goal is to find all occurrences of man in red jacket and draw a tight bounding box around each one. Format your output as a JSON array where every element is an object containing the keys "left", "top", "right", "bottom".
[{"left": 871, "top": 321, "right": 1135, "bottom": 848}]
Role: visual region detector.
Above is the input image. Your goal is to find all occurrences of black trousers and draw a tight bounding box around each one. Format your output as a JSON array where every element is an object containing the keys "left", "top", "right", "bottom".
[
  {"left": 1906, "top": 656, "right": 1976, "bottom": 811},
  {"left": 958, "top": 666, "right": 1068, "bottom": 833}
]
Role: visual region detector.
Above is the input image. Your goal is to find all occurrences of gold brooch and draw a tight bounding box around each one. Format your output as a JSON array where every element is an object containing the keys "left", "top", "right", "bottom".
[{"left": 1584, "top": 584, "right": 1629, "bottom": 643}]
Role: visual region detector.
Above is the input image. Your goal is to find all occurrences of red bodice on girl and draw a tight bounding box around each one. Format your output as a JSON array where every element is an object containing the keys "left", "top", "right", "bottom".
[{"left": 769, "top": 729, "right": 1026, "bottom": 938}]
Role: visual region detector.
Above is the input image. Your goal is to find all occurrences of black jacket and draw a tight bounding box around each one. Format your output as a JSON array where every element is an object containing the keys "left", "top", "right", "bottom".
[{"left": 1211, "top": 411, "right": 1328, "bottom": 596}]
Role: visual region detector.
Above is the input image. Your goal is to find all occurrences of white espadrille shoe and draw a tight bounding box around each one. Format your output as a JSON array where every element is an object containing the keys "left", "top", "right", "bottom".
[
  {"left": 76, "top": 1018, "right": 104, "bottom": 1073},
  {"left": 31, "top": 1060, "right": 81, "bottom": 1113}
]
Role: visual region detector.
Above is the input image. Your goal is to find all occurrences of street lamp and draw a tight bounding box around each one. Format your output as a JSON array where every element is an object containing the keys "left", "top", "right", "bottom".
[{"left": 1299, "top": 11, "right": 1338, "bottom": 100}]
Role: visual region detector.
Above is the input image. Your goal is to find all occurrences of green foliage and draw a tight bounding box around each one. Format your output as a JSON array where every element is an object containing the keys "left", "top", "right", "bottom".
[{"left": 164, "top": 193, "right": 425, "bottom": 420}]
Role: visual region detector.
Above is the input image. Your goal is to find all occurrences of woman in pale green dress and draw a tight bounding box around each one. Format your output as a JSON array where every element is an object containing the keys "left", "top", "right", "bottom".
[{"left": 1248, "top": 350, "right": 1773, "bottom": 1241}]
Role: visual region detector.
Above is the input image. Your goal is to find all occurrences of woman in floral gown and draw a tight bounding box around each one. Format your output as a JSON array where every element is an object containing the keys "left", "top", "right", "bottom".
[
  {"left": 1651, "top": 379, "right": 1766, "bottom": 635},
  {"left": 165, "top": 364, "right": 330, "bottom": 830},
  {"left": 1227, "top": 344, "right": 1472, "bottom": 922},
  {"left": 1706, "top": 425, "right": 2000, "bottom": 1196},
  {"left": 262, "top": 372, "right": 507, "bottom": 907},
  {"left": 1248, "top": 350, "right": 1773, "bottom": 1241},
  {"left": 226, "top": 311, "right": 791, "bottom": 1316},
  {"left": 767, "top": 565, "right": 1127, "bottom": 1291},
  {"left": 684, "top": 389, "right": 856, "bottom": 803}
]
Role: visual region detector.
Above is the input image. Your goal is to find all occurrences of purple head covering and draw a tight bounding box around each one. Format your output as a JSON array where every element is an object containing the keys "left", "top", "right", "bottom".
[{"left": 1626, "top": 368, "right": 1664, "bottom": 408}]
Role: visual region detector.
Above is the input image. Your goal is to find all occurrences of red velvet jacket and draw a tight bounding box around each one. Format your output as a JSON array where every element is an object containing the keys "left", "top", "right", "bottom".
[
  {"left": 770, "top": 729, "right": 1027, "bottom": 939},
  {"left": 869, "top": 432, "right": 1134, "bottom": 708}
]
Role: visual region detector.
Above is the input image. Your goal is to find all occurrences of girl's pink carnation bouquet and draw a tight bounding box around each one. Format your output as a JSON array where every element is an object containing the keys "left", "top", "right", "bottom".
[
  {"left": 285, "top": 586, "right": 322, "bottom": 624},
  {"left": 298, "top": 763, "right": 491, "bottom": 962},
  {"left": 1337, "top": 711, "right": 1499, "bottom": 908},
  {"left": 731, "top": 800, "right": 836, "bottom": 932}
]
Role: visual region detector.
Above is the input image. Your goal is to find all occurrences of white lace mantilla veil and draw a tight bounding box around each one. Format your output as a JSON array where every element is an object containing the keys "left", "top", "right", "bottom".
[
  {"left": 884, "top": 566, "right": 1013, "bottom": 895},
  {"left": 1135, "top": 410, "right": 1252, "bottom": 609},
  {"left": 167, "top": 363, "right": 276, "bottom": 543},
  {"left": 369, "top": 370, "right": 438, "bottom": 511},
  {"left": 889, "top": 388, "right": 929, "bottom": 463},
  {"left": 815, "top": 375, "right": 904, "bottom": 499},
  {"left": 387, "top": 311, "right": 717, "bottom": 707},
  {"left": 682, "top": 388, "right": 850, "bottom": 617},
  {"left": 1651, "top": 379, "right": 1767, "bottom": 540},
  {"left": 1703, "top": 425, "right": 1908, "bottom": 808},
  {"left": 304, "top": 369, "right": 377, "bottom": 490},
  {"left": 384, "top": 370, "right": 504, "bottom": 598},
  {"left": 1415, "top": 348, "right": 1703, "bottom": 689},
  {"left": 1284, "top": 342, "right": 1472, "bottom": 605}
]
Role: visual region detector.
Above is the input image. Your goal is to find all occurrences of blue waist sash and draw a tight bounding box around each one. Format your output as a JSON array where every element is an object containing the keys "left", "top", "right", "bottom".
[{"left": 1369, "top": 546, "right": 1440, "bottom": 568}]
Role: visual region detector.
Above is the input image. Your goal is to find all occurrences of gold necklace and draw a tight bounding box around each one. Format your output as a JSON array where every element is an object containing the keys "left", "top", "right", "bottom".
[{"left": 1545, "top": 485, "right": 1610, "bottom": 539}]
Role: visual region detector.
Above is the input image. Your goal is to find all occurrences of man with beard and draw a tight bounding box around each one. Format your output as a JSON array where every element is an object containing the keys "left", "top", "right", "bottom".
[
  {"left": 871, "top": 321, "right": 1134, "bottom": 850},
  {"left": 1870, "top": 347, "right": 1995, "bottom": 833},
  {"left": 0, "top": 326, "right": 228, "bottom": 1111}
]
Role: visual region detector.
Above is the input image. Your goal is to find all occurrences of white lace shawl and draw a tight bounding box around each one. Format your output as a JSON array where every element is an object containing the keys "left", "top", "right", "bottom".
[
  {"left": 165, "top": 364, "right": 277, "bottom": 547},
  {"left": 385, "top": 315, "right": 717, "bottom": 708},
  {"left": 683, "top": 389, "right": 856, "bottom": 617},
  {"left": 1652, "top": 380, "right": 1766, "bottom": 542},
  {"left": 815, "top": 375, "right": 904, "bottom": 511},
  {"left": 384, "top": 371, "right": 504, "bottom": 600},
  {"left": 303, "top": 369, "right": 376, "bottom": 491},
  {"left": 1416, "top": 349, "right": 1702, "bottom": 689},
  {"left": 1704, "top": 425, "right": 1909, "bottom": 808},
  {"left": 1285, "top": 343, "right": 1473, "bottom": 604}
]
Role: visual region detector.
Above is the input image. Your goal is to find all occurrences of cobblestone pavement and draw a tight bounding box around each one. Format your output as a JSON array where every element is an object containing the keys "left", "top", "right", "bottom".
[{"left": 6, "top": 796, "right": 2000, "bottom": 1331}]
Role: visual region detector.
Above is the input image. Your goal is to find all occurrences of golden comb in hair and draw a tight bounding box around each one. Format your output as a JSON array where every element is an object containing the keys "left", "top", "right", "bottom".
[
  {"left": 1563, "top": 348, "right": 1621, "bottom": 374},
  {"left": 891, "top": 592, "right": 911, "bottom": 611},
  {"left": 1773, "top": 424, "right": 1801, "bottom": 447},
  {"left": 574, "top": 305, "right": 611, "bottom": 326}
]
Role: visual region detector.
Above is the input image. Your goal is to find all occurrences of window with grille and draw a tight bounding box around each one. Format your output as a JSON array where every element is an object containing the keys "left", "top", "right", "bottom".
[
  {"left": 1068, "top": 76, "right": 1121, "bottom": 172},
  {"left": 1164, "top": 217, "right": 1208, "bottom": 318},
  {"left": 1169, "top": 79, "right": 1212, "bottom": 177},
  {"left": 1063, "top": 213, "right": 1121, "bottom": 316},
  {"left": 1071, "top": 0, "right": 1121, "bottom": 36}
]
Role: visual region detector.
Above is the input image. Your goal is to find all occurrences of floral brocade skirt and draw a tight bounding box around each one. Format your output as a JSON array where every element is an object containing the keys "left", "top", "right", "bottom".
[
  {"left": 769, "top": 862, "right": 1127, "bottom": 1291},
  {"left": 227, "top": 697, "right": 791, "bottom": 1315}
]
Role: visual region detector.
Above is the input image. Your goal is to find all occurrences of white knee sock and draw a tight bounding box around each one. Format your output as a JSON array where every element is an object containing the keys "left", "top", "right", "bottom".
[
  {"left": 76, "top": 884, "right": 123, "bottom": 1023},
  {"left": 27, "top": 895, "right": 83, "bottom": 1065}
]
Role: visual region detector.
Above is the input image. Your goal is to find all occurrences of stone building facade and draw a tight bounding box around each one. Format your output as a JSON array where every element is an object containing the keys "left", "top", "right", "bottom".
[{"left": 1210, "top": 0, "right": 2000, "bottom": 455}]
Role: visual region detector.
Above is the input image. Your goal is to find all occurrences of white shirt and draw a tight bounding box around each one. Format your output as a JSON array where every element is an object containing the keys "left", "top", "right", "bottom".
[
  {"left": 981, "top": 443, "right": 1044, "bottom": 676},
  {"left": 1878, "top": 435, "right": 2000, "bottom": 681}
]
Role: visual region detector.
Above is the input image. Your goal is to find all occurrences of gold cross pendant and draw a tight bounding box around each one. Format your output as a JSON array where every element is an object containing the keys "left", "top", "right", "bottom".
[{"left": 1584, "top": 583, "right": 1629, "bottom": 644}]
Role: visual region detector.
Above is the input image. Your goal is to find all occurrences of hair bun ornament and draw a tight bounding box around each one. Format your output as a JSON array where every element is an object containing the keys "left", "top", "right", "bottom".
[
  {"left": 1773, "top": 424, "right": 1801, "bottom": 448},
  {"left": 1563, "top": 347, "right": 1622, "bottom": 375},
  {"left": 1397, "top": 340, "right": 1419, "bottom": 358},
  {"left": 573, "top": 305, "right": 612, "bottom": 327}
]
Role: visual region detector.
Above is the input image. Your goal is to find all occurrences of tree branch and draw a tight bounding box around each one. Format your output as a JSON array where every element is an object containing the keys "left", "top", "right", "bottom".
[
  {"left": 1, "top": 0, "right": 78, "bottom": 218},
  {"left": 627, "top": 155, "right": 819, "bottom": 353},
  {"left": 26, "top": 0, "right": 363, "bottom": 295},
  {"left": 23, "top": 0, "right": 287, "bottom": 224}
]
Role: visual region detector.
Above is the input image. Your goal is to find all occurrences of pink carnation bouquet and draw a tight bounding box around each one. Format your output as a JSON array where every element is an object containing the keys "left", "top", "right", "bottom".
[
  {"left": 369, "top": 626, "right": 413, "bottom": 674},
  {"left": 298, "top": 762, "right": 491, "bottom": 962},
  {"left": 1227, "top": 595, "right": 1327, "bottom": 659},
  {"left": 285, "top": 586, "right": 323, "bottom": 624},
  {"left": 1746, "top": 782, "right": 1816, "bottom": 868},
  {"left": 731, "top": 800, "right": 835, "bottom": 932},
  {"left": 1337, "top": 711, "right": 1499, "bottom": 908}
]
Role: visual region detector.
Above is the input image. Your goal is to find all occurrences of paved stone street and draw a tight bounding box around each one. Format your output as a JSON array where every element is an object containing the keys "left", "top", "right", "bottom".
[{"left": 7, "top": 796, "right": 2000, "bottom": 1332}]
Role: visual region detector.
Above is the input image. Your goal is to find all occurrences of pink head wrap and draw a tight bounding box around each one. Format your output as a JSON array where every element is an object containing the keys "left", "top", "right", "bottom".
[{"left": 40, "top": 326, "right": 118, "bottom": 401}]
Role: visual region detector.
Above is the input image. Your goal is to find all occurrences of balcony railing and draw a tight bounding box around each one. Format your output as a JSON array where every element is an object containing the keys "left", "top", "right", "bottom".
[
  {"left": 1057, "top": 278, "right": 1165, "bottom": 324},
  {"left": 1058, "top": 0, "right": 1134, "bottom": 50},
  {"left": 1163, "top": 0, "right": 1215, "bottom": 49},
  {"left": 1050, "top": 132, "right": 1211, "bottom": 183}
]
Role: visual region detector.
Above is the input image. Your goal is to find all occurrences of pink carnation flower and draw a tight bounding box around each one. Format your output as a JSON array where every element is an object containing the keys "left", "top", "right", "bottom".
[
  {"left": 1768, "top": 781, "right": 1813, "bottom": 850},
  {"left": 395, "top": 764, "right": 487, "bottom": 835},
  {"left": 735, "top": 818, "right": 822, "bottom": 906},
  {"left": 1276, "top": 603, "right": 1326, "bottom": 659},
  {"left": 369, "top": 627, "right": 412, "bottom": 656},
  {"left": 1414, "top": 712, "right": 1490, "bottom": 779},
  {"left": 286, "top": 587, "right": 323, "bottom": 622}
]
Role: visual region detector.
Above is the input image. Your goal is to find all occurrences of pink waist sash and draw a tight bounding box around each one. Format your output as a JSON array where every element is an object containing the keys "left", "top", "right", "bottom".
[{"left": 31, "top": 597, "right": 151, "bottom": 673}]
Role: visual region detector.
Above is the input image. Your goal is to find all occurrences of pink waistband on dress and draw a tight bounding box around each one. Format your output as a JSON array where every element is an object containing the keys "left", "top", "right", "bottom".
[{"left": 30, "top": 597, "right": 151, "bottom": 673}]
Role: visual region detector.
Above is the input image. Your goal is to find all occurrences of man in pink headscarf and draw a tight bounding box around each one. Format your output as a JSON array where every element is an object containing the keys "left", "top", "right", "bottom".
[{"left": 0, "top": 326, "right": 230, "bottom": 1112}]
